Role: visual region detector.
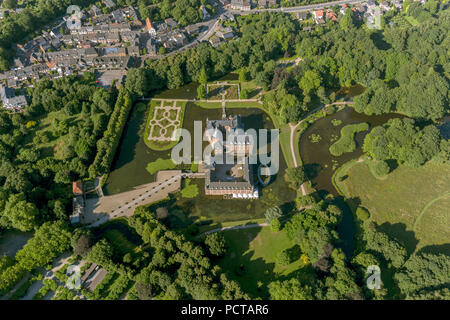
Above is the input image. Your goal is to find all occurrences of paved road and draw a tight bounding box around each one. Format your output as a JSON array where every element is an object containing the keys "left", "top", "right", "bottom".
[
  {"left": 87, "top": 172, "right": 203, "bottom": 228},
  {"left": 142, "top": 0, "right": 366, "bottom": 63},
  {"left": 229, "top": 0, "right": 365, "bottom": 14}
]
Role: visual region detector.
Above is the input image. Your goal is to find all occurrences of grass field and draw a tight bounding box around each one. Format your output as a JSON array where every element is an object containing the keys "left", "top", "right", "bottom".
[
  {"left": 335, "top": 161, "right": 450, "bottom": 253},
  {"left": 103, "top": 229, "right": 137, "bottom": 256},
  {"left": 218, "top": 226, "right": 311, "bottom": 298}
]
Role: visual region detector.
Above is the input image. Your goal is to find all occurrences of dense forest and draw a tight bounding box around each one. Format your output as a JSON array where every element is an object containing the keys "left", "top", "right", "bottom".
[
  {"left": 0, "top": 0, "right": 448, "bottom": 300},
  {"left": 0, "top": 73, "right": 116, "bottom": 232}
]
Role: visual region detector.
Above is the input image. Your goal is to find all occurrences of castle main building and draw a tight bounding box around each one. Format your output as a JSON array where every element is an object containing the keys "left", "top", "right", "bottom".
[{"left": 204, "top": 114, "right": 258, "bottom": 198}]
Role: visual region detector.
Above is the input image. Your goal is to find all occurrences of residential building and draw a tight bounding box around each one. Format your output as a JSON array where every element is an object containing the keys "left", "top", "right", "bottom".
[
  {"left": 102, "top": 0, "right": 116, "bottom": 9},
  {"left": 89, "top": 5, "right": 102, "bottom": 17},
  {"left": 230, "top": 0, "right": 252, "bottom": 11},
  {"left": 296, "top": 12, "right": 307, "bottom": 21},
  {"left": 200, "top": 5, "right": 210, "bottom": 20},
  {"left": 0, "top": 85, "right": 28, "bottom": 110},
  {"left": 312, "top": 10, "right": 325, "bottom": 24},
  {"left": 326, "top": 10, "right": 338, "bottom": 22},
  {"left": 165, "top": 18, "right": 178, "bottom": 29},
  {"left": 185, "top": 24, "right": 201, "bottom": 35}
]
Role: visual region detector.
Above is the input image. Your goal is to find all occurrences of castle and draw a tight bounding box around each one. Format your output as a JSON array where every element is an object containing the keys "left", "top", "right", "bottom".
[{"left": 204, "top": 114, "right": 258, "bottom": 198}]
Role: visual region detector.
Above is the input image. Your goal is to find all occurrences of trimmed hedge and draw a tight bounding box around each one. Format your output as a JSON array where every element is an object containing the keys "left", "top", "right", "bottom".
[{"left": 89, "top": 88, "right": 134, "bottom": 177}]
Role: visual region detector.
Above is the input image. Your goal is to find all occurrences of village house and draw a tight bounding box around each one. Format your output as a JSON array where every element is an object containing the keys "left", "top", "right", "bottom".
[
  {"left": 89, "top": 5, "right": 102, "bottom": 17},
  {"left": 102, "top": 0, "right": 116, "bottom": 9},
  {"left": 146, "top": 38, "right": 157, "bottom": 56},
  {"left": 230, "top": 0, "right": 252, "bottom": 11},
  {"left": 125, "top": 6, "right": 142, "bottom": 27},
  {"left": 223, "top": 12, "right": 235, "bottom": 22},
  {"left": 127, "top": 45, "right": 140, "bottom": 56},
  {"left": 209, "top": 37, "right": 222, "bottom": 47},
  {"left": 185, "top": 24, "right": 201, "bottom": 36},
  {"left": 165, "top": 18, "right": 178, "bottom": 29},
  {"left": 258, "top": 0, "right": 277, "bottom": 8},
  {"left": 296, "top": 12, "right": 308, "bottom": 21},
  {"left": 216, "top": 27, "right": 234, "bottom": 40},
  {"left": 200, "top": 5, "right": 210, "bottom": 20},
  {"left": 0, "top": 85, "right": 28, "bottom": 110},
  {"left": 379, "top": 1, "right": 391, "bottom": 11},
  {"left": 312, "top": 10, "right": 325, "bottom": 24},
  {"left": 326, "top": 10, "right": 338, "bottom": 22}
]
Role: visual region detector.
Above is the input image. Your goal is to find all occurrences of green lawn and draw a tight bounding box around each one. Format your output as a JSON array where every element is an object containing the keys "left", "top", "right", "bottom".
[
  {"left": 103, "top": 229, "right": 137, "bottom": 256},
  {"left": 218, "top": 226, "right": 311, "bottom": 298},
  {"left": 335, "top": 161, "right": 450, "bottom": 253},
  {"left": 180, "top": 179, "right": 199, "bottom": 198}
]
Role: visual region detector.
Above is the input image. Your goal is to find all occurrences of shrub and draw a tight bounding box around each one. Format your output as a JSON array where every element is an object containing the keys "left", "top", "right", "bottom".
[
  {"left": 296, "top": 195, "right": 315, "bottom": 209},
  {"left": 356, "top": 207, "right": 370, "bottom": 221},
  {"left": 285, "top": 166, "right": 307, "bottom": 190},
  {"left": 276, "top": 249, "right": 292, "bottom": 266},
  {"left": 270, "top": 218, "right": 281, "bottom": 232},
  {"left": 204, "top": 233, "right": 226, "bottom": 256}
]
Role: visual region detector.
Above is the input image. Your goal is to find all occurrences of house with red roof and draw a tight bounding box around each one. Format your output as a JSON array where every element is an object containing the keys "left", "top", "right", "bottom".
[{"left": 312, "top": 10, "right": 325, "bottom": 24}]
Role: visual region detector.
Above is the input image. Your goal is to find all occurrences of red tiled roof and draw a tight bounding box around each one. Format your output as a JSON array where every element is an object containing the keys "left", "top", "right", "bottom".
[{"left": 73, "top": 181, "right": 83, "bottom": 195}]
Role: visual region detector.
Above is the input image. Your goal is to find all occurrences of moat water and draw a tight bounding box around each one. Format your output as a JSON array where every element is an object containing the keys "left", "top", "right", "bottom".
[{"left": 103, "top": 102, "right": 296, "bottom": 223}]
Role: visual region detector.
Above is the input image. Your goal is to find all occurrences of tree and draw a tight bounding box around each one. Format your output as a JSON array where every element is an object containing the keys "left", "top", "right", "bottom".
[
  {"left": 87, "top": 239, "right": 114, "bottom": 267},
  {"left": 16, "top": 221, "right": 71, "bottom": 271},
  {"left": 268, "top": 278, "right": 313, "bottom": 300},
  {"left": 0, "top": 193, "right": 39, "bottom": 232},
  {"left": 74, "top": 233, "right": 93, "bottom": 258},
  {"left": 270, "top": 218, "right": 281, "bottom": 232},
  {"left": 299, "top": 70, "right": 322, "bottom": 94},
  {"left": 125, "top": 68, "right": 149, "bottom": 97},
  {"left": 3, "top": 0, "right": 17, "bottom": 9},
  {"left": 264, "top": 206, "right": 282, "bottom": 223},
  {"left": 204, "top": 233, "right": 226, "bottom": 257},
  {"left": 355, "top": 207, "right": 370, "bottom": 221},
  {"left": 286, "top": 166, "right": 307, "bottom": 189},
  {"left": 339, "top": 8, "right": 354, "bottom": 31},
  {"left": 240, "top": 88, "right": 248, "bottom": 99},
  {"left": 197, "top": 84, "right": 206, "bottom": 99},
  {"left": 395, "top": 253, "right": 450, "bottom": 298},
  {"left": 276, "top": 249, "right": 291, "bottom": 266}
]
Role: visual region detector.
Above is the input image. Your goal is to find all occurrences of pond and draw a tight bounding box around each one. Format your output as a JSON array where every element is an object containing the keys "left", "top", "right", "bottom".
[
  {"left": 299, "top": 107, "right": 405, "bottom": 256},
  {"left": 299, "top": 107, "right": 405, "bottom": 196},
  {"left": 104, "top": 102, "right": 296, "bottom": 223}
]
